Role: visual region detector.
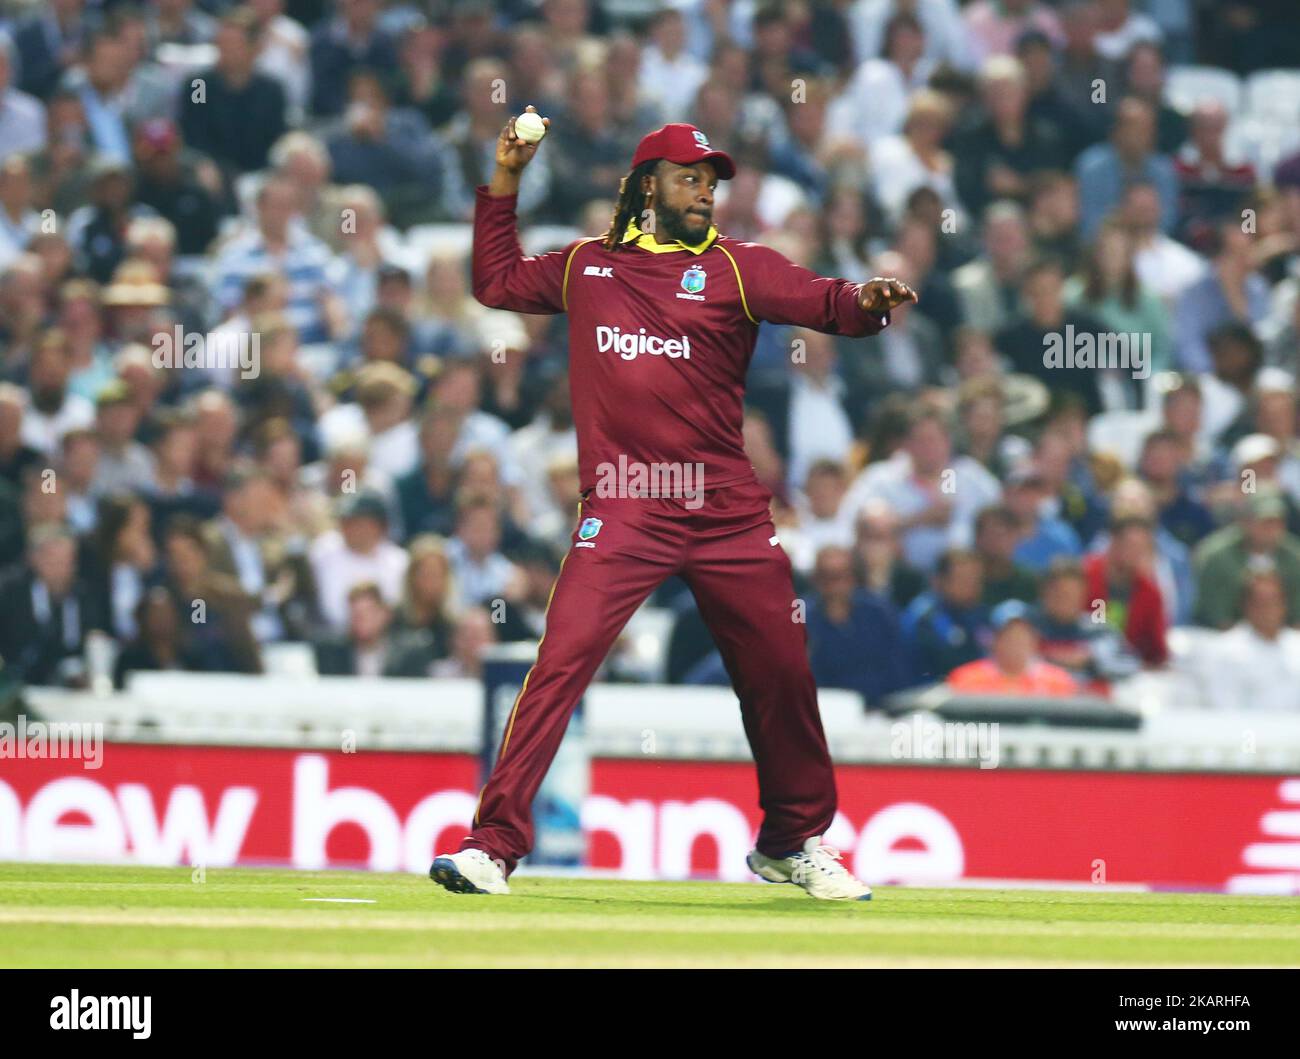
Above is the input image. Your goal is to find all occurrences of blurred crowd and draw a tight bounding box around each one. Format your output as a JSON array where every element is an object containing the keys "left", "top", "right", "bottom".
[{"left": 1, "top": 0, "right": 1299, "bottom": 710}]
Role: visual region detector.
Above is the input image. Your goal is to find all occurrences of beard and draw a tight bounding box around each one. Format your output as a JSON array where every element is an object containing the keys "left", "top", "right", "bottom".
[{"left": 653, "top": 198, "right": 712, "bottom": 244}]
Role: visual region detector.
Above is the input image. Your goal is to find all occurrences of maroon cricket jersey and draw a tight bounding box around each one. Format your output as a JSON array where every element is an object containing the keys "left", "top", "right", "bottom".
[{"left": 472, "top": 187, "right": 889, "bottom": 494}]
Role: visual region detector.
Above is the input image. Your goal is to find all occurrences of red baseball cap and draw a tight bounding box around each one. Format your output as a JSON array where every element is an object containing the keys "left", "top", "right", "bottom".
[{"left": 630, "top": 123, "right": 736, "bottom": 180}]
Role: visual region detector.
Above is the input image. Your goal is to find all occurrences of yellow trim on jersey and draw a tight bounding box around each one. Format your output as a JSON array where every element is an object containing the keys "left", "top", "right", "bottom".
[
  {"left": 561, "top": 238, "right": 601, "bottom": 311},
  {"left": 472, "top": 498, "right": 580, "bottom": 827},
  {"left": 715, "top": 243, "right": 757, "bottom": 324},
  {"left": 621, "top": 218, "right": 718, "bottom": 255}
]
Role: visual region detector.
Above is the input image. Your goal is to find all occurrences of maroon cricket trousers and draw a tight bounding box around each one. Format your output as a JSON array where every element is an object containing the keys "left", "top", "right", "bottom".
[{"left": 461, "top": 478, "right": 838, "bottom": 874}]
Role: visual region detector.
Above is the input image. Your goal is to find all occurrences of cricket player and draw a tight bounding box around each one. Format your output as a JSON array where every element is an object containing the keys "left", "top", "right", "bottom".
[{"left": 431, "top": 108, "right": 917, "bottom": 900}]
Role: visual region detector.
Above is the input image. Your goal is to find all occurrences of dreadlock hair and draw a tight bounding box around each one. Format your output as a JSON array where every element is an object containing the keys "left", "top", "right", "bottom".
[{"left": 603, "top": 159, "right": 661, "bottom": 251}]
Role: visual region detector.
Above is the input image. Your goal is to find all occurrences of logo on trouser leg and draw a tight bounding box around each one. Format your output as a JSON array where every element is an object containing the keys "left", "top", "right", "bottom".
[{"left": 576, "top": 517, "right": 603, "bottom": 548}]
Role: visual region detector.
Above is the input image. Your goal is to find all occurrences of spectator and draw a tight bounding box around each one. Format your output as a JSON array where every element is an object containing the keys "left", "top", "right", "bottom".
[
  {"left": 784, "top": 459, "right": 854, "bottom": 576},
  {"left": 954, "top": 56, "right": 1067, "bottom": 220},
  {"left": 445, "top": 492, "right": 524, "bottom": 607},
  {"left": 113, "top": 587, "right": 201, "bottom": 688},
  {"left": 784, "top": 328, "right": 858, "bottom": 486},
  {"left": 250, "top": 0, "right": 311, "bottom": 117},
  {"left": 952, "top": 201, "right": 1032, "bottom": 334},
  {"left": 1173, "top": 220, "right": 1270, "bottom": 375},
  {"left": 1194, "top": 488, "right": 1300, "bottom": 629},
  {"left": 84, "top": 494, "right": 160, "bottom": 641},
  {"left": 1118, "top": 181, "right": 1206, "bottom": 307},
  {"left": 853, "top": 497, "right": 928, "bottom": 610},
  {"left": 202, "top": 463, "right": 318, "bottom": 643},
  {"left": 313, "top": 581, "right": 433, "bottom": 677},
  {"left": 67, "top": 159, "right": 155, "bottom": 284},
  {"left": 443, "top": 58, "right": 553, "bottom": 221},
  {"left": 63, "top": 29, "right": 131, "bottom": 164},
  {"left": 955, "top": 375, "right": 1030, "bottom": 478},
  {"left": 394, "top": 533, "right": 460, "bottom": 658},
  {"left": 12, "top": 0, "right": 87, "bottom": 101},
  {"left": 996, "top": 255, "right": 1129, "bottom": 415},
  {"left": 0, "top": 156, "right": 41, "bottom": 272},
  {"left": 1092, "top": 0, "right": 1163, "bottom": 62},
  {"left": 806, "top": 545, "right": 908, "bottom": 706},
  {"left": 210, "top": 176, "right": 342, "bottom": 344},
  {"left": 829, "top": 13, "right": 936, "bottom": 149},
  {"left": 57, "top": 428, "right": 101, "bottom": 534},
  {"left": 325, "top": 69, "right": 462, "bottom": 228},
  {"left": 131, "top": 120, "right": 222, "bottom": 257},
  {"left": 162, "top": 515, "right": 262, "bottom": 673},
  {"left": 308, "top": 0, "right": 398, "bottom": 119},
  {"left": 1031, "top": 557, "right": 1140, "bottom": 685},
  {"left": 0, "top": 383, "right": 42, "bottom": 487},
  {"left": 1017, "top": 31, "right": 1103, "bottom": 164},
  {"left": 319, "top": 361, "right": 419, "bottom": 480},
  {"left": 901, "top": 547, "right": 991, "bottom": 684},
  {"left": 947, "top": 599, "right": 1079, "bottom": 695},
  {"left": 846, "top": 0, "right": 972, "bottom": 71},
  {"left": 1137, "top": 428, "right": 1216, "bottom": 547},
  {"left": 1075, "top": 97, "right": 1179, "bottom": 240},
  {"left": 93, "top": 381, "right": 155, "bottom": 495},
  {"left": 1065, "top": 218, "right": 1172, "bottom": 375},
  {"left": 1083, "top": 515, "right": 1168, "bottom": 665},
  {"left": 1174, "top": 101, "right": 1255, "bottom": 244},
  {"left": 1200, "top": 323, "right": 1265, "bottom": 446},
  {"left": 0, "top": 36, "right": 46, "bottom": 164},
  {"left": 429, "top": 606, "right": 496, "bottom": 679},
  {"left": 0, "top": 524, "right": 103, "bottom": 686},
  {"left": 1194, "top": 572, "right": 1300, "bottom": 711},
  {"left": 496, "top": 540, "right": 562, "bottom": 644},
  {"left": 845, "top": 404, "right": 1002, "bottom": 573},
  {"left": 1121, "top": 41, "right": 1188, "bottom": 156},
  {"left": 963, "top": 0, "right": 1064, "bottom": 63},
  {"left": 974, "top": 504, "right": 1039, "bottom": 606},
  {"left": 308, "top": 490, "right": 408, "bottom": 631},
  {"left": 26, "top": 90, "right": 97, "bottom": 218},
  {"left": 179, "top": 9, "right": 288, "bottom": 178},
  {"left": 20, "top": 330, "right": 95, "bottom": 457},
  {"left": 545, "top": 65, "right": 635, "bottom": 222},
  {"left": 638, "top": 9, "right": 707, "bottom": 124}
]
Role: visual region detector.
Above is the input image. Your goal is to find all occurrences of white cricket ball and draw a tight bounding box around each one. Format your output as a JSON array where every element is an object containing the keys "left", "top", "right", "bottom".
[{"left": 514, "top": 111, "right": 546, "bottom": 144}]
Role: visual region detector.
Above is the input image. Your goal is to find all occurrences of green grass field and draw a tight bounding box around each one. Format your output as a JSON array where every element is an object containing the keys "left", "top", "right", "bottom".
[{"left": 1, "top": 863, "right": 1297, "bottom": 968}]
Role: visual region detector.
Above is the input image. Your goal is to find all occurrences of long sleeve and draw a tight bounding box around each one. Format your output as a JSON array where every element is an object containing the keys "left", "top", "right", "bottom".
[
  {"left": 725, "top": 241, "right": 889, "bottom": 337},
  {"left": 471, "top": 187, "right": 574, "bottom": 315}
]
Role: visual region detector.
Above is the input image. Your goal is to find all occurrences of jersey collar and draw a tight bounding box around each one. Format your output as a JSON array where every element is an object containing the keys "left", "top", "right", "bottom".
[{"left": 622, "top": 217, "right": 719, "bottom": 255}]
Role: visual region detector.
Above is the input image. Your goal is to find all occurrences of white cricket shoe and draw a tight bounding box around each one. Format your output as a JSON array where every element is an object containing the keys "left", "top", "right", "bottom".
[
  {"left": 747, "top": 837, "right": 872, "bottom": 901},
  {"left": 429, "top": 849, "right": 511, "bottom": 895}
]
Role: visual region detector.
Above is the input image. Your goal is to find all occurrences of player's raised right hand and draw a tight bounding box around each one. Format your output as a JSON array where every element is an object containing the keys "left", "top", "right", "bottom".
[{"left": 496, "top": 105, "right": 550, "bottom": 174}]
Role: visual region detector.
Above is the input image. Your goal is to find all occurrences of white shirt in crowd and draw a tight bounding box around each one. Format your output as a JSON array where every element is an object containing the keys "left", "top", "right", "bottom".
[
  {"left": 783, "top": 506, "right": 855, "bottom": 575},
  {"left": 318, "top": 402, "right": 420, "bottom": 480},
  {"left": 787, "top": 373, "right": 854, "bottom": 492},
  {"left": 308, "top": 530, "right": 409, "bottom": 630},
  {"left": 842, "top": 452, "right": 1002, "bottom": 572},
  {"left": 20, "top": 393, "right": 95, "bottom": 456},
  {"left": 0, "top": 206, "right": 41, "bottom": 271},
  {"left": 826, "top": 57, "right": 936, "bottom": 148},
  {"left": 638, "top": 44, "right": 707, "bottom": 124},
  {"left": 445, "top": 537, "right": 518, "bottom": 607},
  {"left": 1133, "top": 234, "right": 1206, "bottom": 307},
  {"left": 1196, "top": 624, "right": 1300, "bottom": 711}
]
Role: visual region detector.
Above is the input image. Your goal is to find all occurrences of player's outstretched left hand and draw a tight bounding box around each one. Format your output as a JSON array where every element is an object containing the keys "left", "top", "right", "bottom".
[{"left": 860, "top": 277, "right": 919, "bottom": 313}]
